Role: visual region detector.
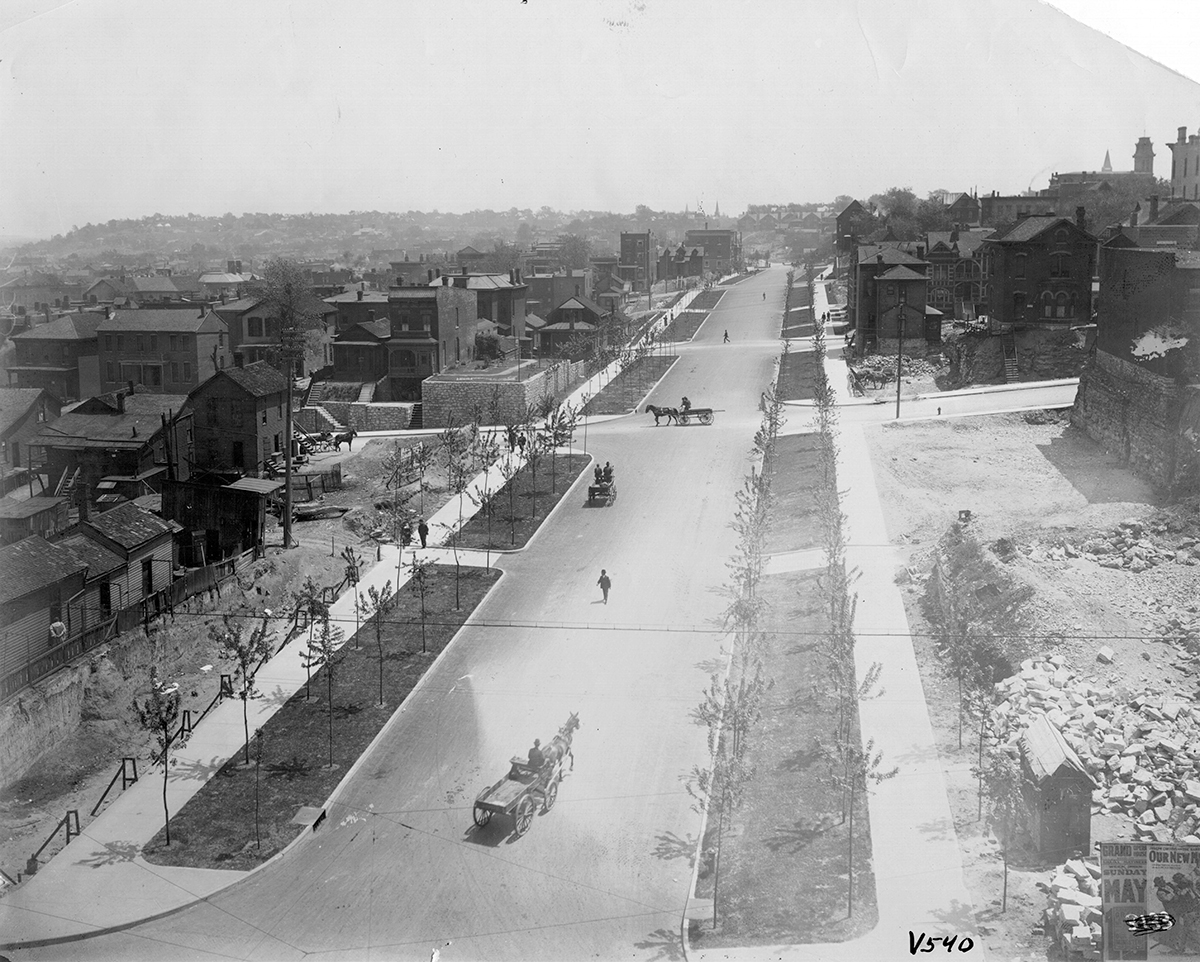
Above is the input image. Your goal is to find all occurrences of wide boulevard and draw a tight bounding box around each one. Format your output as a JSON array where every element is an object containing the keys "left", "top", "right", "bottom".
[{"left": 18, "top": 270, "right": 791, "bottom": 961}]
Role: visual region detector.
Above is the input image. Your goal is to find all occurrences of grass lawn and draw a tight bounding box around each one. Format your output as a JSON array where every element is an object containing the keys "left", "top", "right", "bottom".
[
  {"left": 763, "top": 433, "right": 823, "bottom": 554},
  {"left": 689, "top": 569, "right": 878, "bottom": 948},
  {"left": 140, "top": 565, "right": 500, "bottom": 871},
  {"left": 453, "top": 453, "right": 590, "bottom": 551},
  {"left": 581, "top": 355, "right": 679, "bottom": 416},
  {"left": 688, "top": 290, "right": 726, "bottom": 311},
  {"left": 776, "top": 350, "right": 820, "bottom": 401},
  {"left": 782, "top": 281, "right": 812, "bottom": 340},
  {"left": 661, "top": 311, "right": 710, "bottom": 343}
]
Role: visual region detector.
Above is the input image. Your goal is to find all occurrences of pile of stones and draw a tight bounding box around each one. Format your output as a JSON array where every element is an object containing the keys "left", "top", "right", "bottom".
[
  {"left": 1077, "top": 519, "right": 1200, "bottom": 572},
  {"left": 1038, "top": 857, "right": 1102, "bottom": 960},
  {"left": 992, "top": 657, "right": 1200, "bottom": 842}
]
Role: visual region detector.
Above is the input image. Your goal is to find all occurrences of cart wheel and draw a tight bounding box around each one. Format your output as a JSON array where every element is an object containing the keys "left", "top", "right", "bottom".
[
  {"left": 514, "top": 796, "right": 535, "bottom": 836},
  {"left": 678, "top": 414, "right": 690, "bottom": 425},
  {"left": 699, "top": 412, "right": 714, "bottom": 425},
  {"left": 473, "top": 804, "right": 492, "bottom": 828},
  {"left": 542, "top": 778, "right": 559, "bottom": 813}
]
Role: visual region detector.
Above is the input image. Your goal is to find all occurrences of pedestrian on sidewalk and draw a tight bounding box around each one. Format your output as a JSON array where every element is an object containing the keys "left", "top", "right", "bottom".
[
  {"left": 597, "top": 569, "right": 611, "bottom": 604},
  {"left": 762, "top": 292, "right": 766, "bottom": 301},
  {"left": 418, "top": 518, "right": 429, "bottom": 548},
  {"left": 723, "top": 329, "right": 729, "bottom": 343}
]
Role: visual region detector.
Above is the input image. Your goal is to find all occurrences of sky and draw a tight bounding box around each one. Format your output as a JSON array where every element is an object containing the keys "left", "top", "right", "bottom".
[{"left": 1, "top": 0, "right": 1198, "bottom": 243}]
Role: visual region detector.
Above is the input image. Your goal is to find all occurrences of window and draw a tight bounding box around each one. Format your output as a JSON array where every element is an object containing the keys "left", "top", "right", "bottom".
[
  {"left": 170, "top": 335, "right": 177, "bottom": 351},
  {"left": 1055, "top": 228, "right": 1069, "bottom": 247},
  {"left": 1055, "top": 292, "right": 1069, "bottom": 318},
  {"left": 137, "top": 336, "right": 145, "bottom": 352},
  {"left": 142, "top": 559, "right": 154, "bottom": 597},
  {"left": 183, "top": 362, "right": 191, "bottom": 380},
  {"left": 1015, "top": 254, "right": 1027, "bottom": 279},
  {"left": 149, "top": 334, "right": 157, "bottom": 351},
  {"left": 181, "top": 335, "right": 189, "bottom": 349},
  {"left": 247, "top": 317, "right": 263, "bottom": 337},
  {"left": 117, "top": 335, "right": 124, "bottom": 351},
  {"left": 262, "top": 408, "right": 268, "bottom": 424},
  {"left": 148, "top": 366, "right": 162, "bottom": 387},
  {"left": 106, "top": 361, "right": 114, "bottom": 381},
  {"left": 1042, "top": 292, "right": 1054, "bottom": 318},
  {"left": 99, "top": 583, "right": 111, "bottom": 616},
  {"left": 105, "top": 334, "right": 112, "bottom": 351},
  {"left": 171, "top": 362, "right": 179, "bottom": 381},
  {"left": 218, "top": 332, "right": 225, "bottom": 347},
  {"left": 274, "top": 433, "right": 281, "bottom": 453}
]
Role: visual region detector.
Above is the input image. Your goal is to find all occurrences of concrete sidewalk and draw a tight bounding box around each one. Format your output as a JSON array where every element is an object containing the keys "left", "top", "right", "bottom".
[{"left": 0, "top": 462, "right": 520, "bottom": 947}]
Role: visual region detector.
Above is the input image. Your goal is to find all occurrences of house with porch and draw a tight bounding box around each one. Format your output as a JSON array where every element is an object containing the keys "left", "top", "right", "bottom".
[
  {"left": 537, "top": 294, "right": 612, "bottom": 356},
  {"left": 0, "top": 387, "right": 61, "bottom": 488},
  {"left": 213, "top": 294, "right": 337, "bottom": 376}
]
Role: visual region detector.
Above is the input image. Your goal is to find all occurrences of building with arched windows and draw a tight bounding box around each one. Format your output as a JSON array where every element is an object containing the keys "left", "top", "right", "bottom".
[{"left": 982, "top": 210, "right": 1098, "bottom": 329}]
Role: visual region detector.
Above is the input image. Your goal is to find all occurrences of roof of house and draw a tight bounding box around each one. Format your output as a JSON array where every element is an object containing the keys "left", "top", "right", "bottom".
[
  {"left": 211, "top": 296, "right": 261, "bottom": 316},
  {"left": 199, "top": 272, "right": 250, "bottom": 285},
  {"left": 97, "top": 308, "right": 225, "bottom": 333},
  {"left": 541, "top": 321, "right": 596, "bottom": 332},
  {"left": 125, "top": 275, "right": 181, "bottom": 294},
  {"left": 82, "top": 501, "right": 176, "bottom": 550},
  {"left": 858, "top": 245, "right": 927, "bottom": 266},
  {"left": 993, "top": 214, "right": 1093, "bottom": 244},
  {"left": 0, "top": 535, "right": 86, "bottom": 606},
  {"left": 0, "top": 272, "right": 66, "bottom": 290},
  {"left": 428, "top": 273, "right": 523, "bottom": 290},
  {"left": 11, "top": 312, "right": 105, "bottom": 341},
  {"left": 876, "top": 266, "right": 929, "bottom": 282},
  {"left": 55, "top": 531, "right": 126, "bottom": 578},
  {"left": 0, "top": 495, "right": 66, "bottom": 520},
  {"left": 0, "top": 387, "right": 51, "bottom": 436},
  {"left": 31, "top": 395, "right": 187, "bottom": 450},
  {"left": 208, "top": 361, "right": 289, "bottom": 398},
  {"left": 457, "top": 246, "right": 484, "bottom": 256},
  {"left": 554, "top": 294, "right": 607, "bottom": 316},
  {"left": 85, "top": 277, "right": 130, "bottom": 296},
  {"left": 1021, "top": 715, "right": 1095, "bottom": 785},
  {"left": 523, "top": 312, "right": 548, "bottom": 330},
  {"left": 325, "top": 290, "right": 390, "bottom": 303}
]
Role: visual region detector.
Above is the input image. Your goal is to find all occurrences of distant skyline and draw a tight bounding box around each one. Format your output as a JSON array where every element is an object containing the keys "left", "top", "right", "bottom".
[{"left": 2, "top": 0, "right": 1198, "bottom": 244}]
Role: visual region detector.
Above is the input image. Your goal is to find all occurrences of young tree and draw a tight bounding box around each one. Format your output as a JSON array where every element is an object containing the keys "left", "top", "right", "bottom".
[
  {"left": 467, "top": 429, "right": 502, "bottom": 566},
  {"left": 132, "top": 668, "right": 190, "bottom": 846},
  {"left": 408, "top": 441, "right": 437, "bottom": 515},
  {"left": 823, "top": 735, "right": 899, "bottom": 916},
  {"left": 292, "top": 575, "right": 328, "bottom": 701},
  {"left": 302, "top": 613, "right": 345, "bottom": 769},
  {"left": 210, "top": 608, "right": 276, "bottom": 765},
  {"left": 253, "top": 727, "right": 265, "bottom": 849},
  {"left": 979, "top": 745, "right": 1028, "bottom": 913},
  {"left": 340, "top": 545, "right": 363, "bottom": 645},
  {"left": 409, "top": 555, "right": 433, "bottom": 654},
  {"left": 363, "top": 581, "right": 395, "bottom": 707},
  {"left": 521, "top": 422, "right": 547, "bottom": 521},
  {"left": 255, "top": 257, "right": 324, "bottom": 551},
  {"left": 498, "top": 446, "right": 522, "bottom": 545}
]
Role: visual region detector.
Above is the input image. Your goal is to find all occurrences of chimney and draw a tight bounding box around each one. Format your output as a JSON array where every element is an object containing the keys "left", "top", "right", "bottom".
[
  {"left": 461, "top": 265, "right": 468, "bottom": 275},
  {"left": 509, "top": 269, "right": 515, "bottom": 283},
  {"left": 357, "top": 289, "right": 364, "bottom": 301},
  {"left": 516, "top": 269, "right": 522, "bottom": 283},
  {"left": 199, "top": 305, "right": 205, "bottom": 318},
  {"left": 876, "top": 253, "right": 883, "bottom": 264},
  {"left": 1150, "top": 195, "right": 1160, "bottom": 222},
  {"left": 227, "top": 260, "right": 236, "bottom": 274},
  {"left": 105, "top": 305, "right": 112, "bottom": 319},
  {"left": 1130, "top": 207, "right": 1139, "bottom": 228},
  {"left": 436, "top": 268, "right": 442, "bottom": 279},
  {"left": 916, "top": 244, "right": 925, "bottom": 259},
  {"left": 427, "top": 269, "right": 433, "bottom": 283},
  {"left": 1179, "top": 126, "right": 1188, "bottom": 144},
  {"left": 1076, "top": 206, "right": 1087, "bottom": 230},
  {"left": 443, "top": 275, "right": 450, "bottom": 286}
]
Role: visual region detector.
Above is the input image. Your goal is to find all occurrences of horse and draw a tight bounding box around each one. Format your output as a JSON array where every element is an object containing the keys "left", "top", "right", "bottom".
[
  {"left": 541, "top": 711, "right": 580, "bottom": 773},
  {"left": 645, "top": 404, "right": 679, "bottom": 426},
  {"left": 333, "top": 428, "right": 358, "bottom": 451}
]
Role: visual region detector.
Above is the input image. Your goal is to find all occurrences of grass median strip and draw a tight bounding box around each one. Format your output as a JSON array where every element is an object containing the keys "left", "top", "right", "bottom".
[
  {"left": 140, "top": 565, "right": 500, "bottom": 871},
  {"left": 581, "top": 355, "right": 678, "bottom": 416}
]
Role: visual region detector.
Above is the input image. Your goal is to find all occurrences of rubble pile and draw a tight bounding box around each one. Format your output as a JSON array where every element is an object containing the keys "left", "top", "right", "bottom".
[
  {"left": 1038, "top": 856, "right": 1102, "bottom": 960},
  {"left": 992, "top": 657, "right": 1200, "bottom": 842},
  {"left": 1077, "top": 519, "right": 1200, "bottom": 572}
]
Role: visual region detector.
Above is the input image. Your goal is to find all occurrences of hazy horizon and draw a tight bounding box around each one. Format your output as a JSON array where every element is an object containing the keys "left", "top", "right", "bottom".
[{"left": 2, "top": 0, "right": 1199, "bottom": 245}]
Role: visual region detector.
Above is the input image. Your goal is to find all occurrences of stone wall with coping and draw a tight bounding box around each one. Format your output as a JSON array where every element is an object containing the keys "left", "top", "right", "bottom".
[{"left": 421, "top": 358, "right": 591, "bottom": 428}]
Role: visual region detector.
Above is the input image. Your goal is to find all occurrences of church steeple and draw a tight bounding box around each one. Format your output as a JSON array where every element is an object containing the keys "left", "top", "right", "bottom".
[{"left": 1102, "top": 150, "right": 1113, "bottom": 172}]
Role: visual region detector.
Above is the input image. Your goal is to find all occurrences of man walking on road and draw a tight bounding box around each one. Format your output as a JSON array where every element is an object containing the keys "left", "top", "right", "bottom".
[
  {"left": 418, "top": 518, "right": 429, "bottom": 548},
  {"left": 723, "top": 329, "right": 729, "bottom": 343},
  {"left": 597, "top": 569, "right": 611, "bottom": 604}
]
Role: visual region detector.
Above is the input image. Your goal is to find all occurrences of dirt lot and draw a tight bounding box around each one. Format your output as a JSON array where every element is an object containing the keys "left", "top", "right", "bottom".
[{"left": 864, "top": 411, "right": 1200, "bottom": 959}]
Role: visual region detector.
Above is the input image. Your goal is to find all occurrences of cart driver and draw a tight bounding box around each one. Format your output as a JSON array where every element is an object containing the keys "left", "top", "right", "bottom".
[
  {"left": 527, "top": 739, "right": 545, "bottom": 772},
  {"left": 602, "top": 461, "right": 613, "bottom": 484},
  {"left": 680, "top": 396, "right": 692, "bottom": 413},
  {"left": 594, "top": 464, "right": 604, "bottom": 485}
]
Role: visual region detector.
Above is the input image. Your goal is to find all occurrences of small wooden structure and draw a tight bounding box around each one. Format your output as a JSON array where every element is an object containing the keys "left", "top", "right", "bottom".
[
  {"left": 0, "top": 496, "right": 69, "bottom": 545},
  {"left": 1020, "top": 715, "right": 1095, "bottom": 859}
]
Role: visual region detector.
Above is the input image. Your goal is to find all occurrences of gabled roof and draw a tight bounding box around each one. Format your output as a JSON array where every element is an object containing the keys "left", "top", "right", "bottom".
[
  {"left": 208, "top": 361, "right": 288, "bottom": 398},
  {"left": 1154, "top": 201, "right": 1200, "bottom": 226},
  {"left": 456, "top": 246, "right": 485, "bottom": 256},
  {"left": 32, "top": 395, "right": 187, "bottom": 450},
  {"left": 0, "top": 272, "right": 66, "bottom": 290},
  {"left": 85, "top": 277, "right": 130, "bottom": 296},
  {"left": 0, "top": 495, "right": 66, "bottom": 520},
  {"left": 541, "top": 321, "right": 596, "bottom": 332},
  {"left": 211, "top": 296, "right": 262, "bottom": 316},
  {"left": 125, "top": 275, "right": 180, "bottom": 294},
  {"left": 427, "top": 273, "right": 523, "bottom": 290},
  {"left": 0, "top": 388, "right": 52, "bottom": 437},
  {"left": 1021, "top": 715, "right": 1095, "bottom": 786},
  {"left": 993, "top": 215, "right": 1096, "bottom": 244},
  {"left": 554, "top": 294, "right": 607, "bottom": 316},
  {"left": 876, "top": 266, "right": 928, "bottom": 282},
  {"left": 0, "top": 535, "right": 86, "bottom": 606},
  {"left": 523, "top": 312, "right": 548, "bottom": 330},
  {"left": 55, "top": 532, "right": 125, "bottom": 578},
  {"left": 98, "top": 308, "right": 226, "bottom": 334},
  {"left": 857, "top": 245, "right": 927, "bottom": 266},
  {"left": 82, "top": 501, "right": 175, "bottom": 551},
  {"left": 11, "top": 312, "right": 104, "bottom": 341}
]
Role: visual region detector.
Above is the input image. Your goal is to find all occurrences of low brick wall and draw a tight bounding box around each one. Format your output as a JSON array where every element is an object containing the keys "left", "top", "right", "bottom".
[
  {"left": 1071, "top": 349, "right": 1200, "bottom": 493},
  {"left": 421, "top": 359, "right": 591, "bottom": 428}
]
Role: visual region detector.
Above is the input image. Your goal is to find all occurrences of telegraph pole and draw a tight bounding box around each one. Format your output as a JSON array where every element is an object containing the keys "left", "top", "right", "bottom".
[{"left": 895, "top": 290, "right": 906, "bottom": 420}]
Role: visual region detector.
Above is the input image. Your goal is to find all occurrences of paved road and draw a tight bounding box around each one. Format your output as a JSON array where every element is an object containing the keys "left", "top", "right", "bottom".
[{"left": 12, "top": 273, "right": 790, "bottom": 961}]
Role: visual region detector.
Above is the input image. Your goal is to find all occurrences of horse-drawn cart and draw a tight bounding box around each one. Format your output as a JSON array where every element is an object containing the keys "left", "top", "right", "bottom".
[
  {"left": 472, "top": 713, "right": 579, "bottom": 838},
  {"left": 587, "top": 479, "right": 617, "bottom": 505},
  {"left": 645, "top": 404, "right": 716, "bottom": 426}
]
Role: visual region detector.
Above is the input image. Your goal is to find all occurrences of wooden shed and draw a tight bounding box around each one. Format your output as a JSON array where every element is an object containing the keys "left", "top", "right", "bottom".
[
  {"left": 1020, "top": 715, "right": 1096, "bottom": 859},
  {"left": 0, "top": 496, "right": 69, "bottom": 545}
]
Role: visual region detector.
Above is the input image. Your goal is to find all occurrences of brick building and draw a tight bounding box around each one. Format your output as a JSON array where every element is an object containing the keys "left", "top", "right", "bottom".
[
  {"left": 212, "top": 295, "right": 336, "bottom": 376},
  {"left": 983, "top": 211, "right": 1098, "bottom": 329},
  {"left": 97, "top": 308, "right": 230, "bottom": 394},
  {"left": 7, "top": 310, "right": 104, "bottom": 400},
  {"left": 849, "top": 244, "right": 929, "bottom": 353},
  {"left": 683, "top": 228, "right": 742, "bottom": 276},
  {"left": 619, "top": 231, "right": 656, "bottom": 292},
  {"left": 924, "top": 229, "right": 993, "bottom": 320},
  {"left": 183, "top": 361, "right": 290, "bottom": 476},
  {"left": 1170, "top": 125, "right": 1200, "bottom": 202}
]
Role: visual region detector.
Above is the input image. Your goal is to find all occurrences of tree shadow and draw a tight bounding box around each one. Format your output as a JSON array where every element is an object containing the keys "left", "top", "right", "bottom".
[
  {"left": 762, "top": 814, "right": 835, "bottom": 854},
  {"left": 76, "top": 839, "right": 141, "bottom": 868},
  {"left": 777, "top": 743, "right": 824, "bottom": 774},
  {"left": 652, "top": 831, "right": 696, "bottom": 862},
  {"left": 332, "top": 702, "right": 363, "bottom": 719},
  {"left": 259, "top": 684, "right": 295, "bottom": 710},
  {"left": 693, "top": 656, "right": 727, "bottom": 676},
  {"left": 634, "top": 928, "right": 683, "bottom": 961},
  {"left": 925, "top": 898, "right": 979, "bottom": 932},
  {"left": 915, "top": 815, "right": 956, "bottom": 842},
  {"left": 166, "top": 754, "right": 225, "bottom": 783},
  {"left": 266, "top": 755, "right": 314, "bottom": 781}
]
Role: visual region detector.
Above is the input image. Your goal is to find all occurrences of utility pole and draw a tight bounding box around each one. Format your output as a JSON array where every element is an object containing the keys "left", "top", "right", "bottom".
[
  {"left": 646, "top": 230, "right": 653, "bottom": 316},
  {"left": 895, "top": 288, "right": 906, "bottom": 420}
]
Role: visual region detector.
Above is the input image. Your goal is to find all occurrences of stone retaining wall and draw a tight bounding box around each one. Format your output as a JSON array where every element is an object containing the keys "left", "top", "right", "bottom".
[
  {"left": 421, "top": 358, "right": 590, "bottom": 428},
  {"left": 295, "top": 402, "right": 413, "bottom": 433},
  {"left": 1070, "top": 350, "right": 1199, "bottom": 492}
]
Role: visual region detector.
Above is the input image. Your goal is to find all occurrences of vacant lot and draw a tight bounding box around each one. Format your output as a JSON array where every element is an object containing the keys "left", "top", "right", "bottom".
[{"left": 864, "top": 411, "right": 1200, "bottom": 959}]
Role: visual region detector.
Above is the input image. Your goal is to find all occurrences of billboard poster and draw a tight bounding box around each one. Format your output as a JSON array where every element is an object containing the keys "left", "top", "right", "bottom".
[
  {"left": 1102, "top": 842, "right": 1149, "bottom": 961},
  {"left": 1101, "top": 842, "right": 1200, "bottom": 958}
]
